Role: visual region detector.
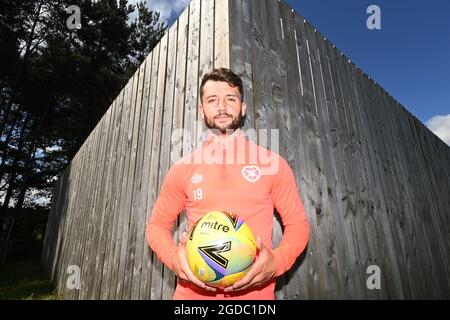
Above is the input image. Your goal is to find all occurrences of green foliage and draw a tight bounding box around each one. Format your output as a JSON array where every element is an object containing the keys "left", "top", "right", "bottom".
[
  {"left": 5, "top": 208, "right": 50, "bottom": 260},
  {"left": 0, "top": 259, "right": 57, "bottom": 300},
  {"left": 0, "top": 0, "right": 166, "bottom": 213}
]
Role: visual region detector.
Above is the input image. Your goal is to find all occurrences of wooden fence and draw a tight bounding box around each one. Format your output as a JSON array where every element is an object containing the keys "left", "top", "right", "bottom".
[{"left": 42, "top": 0, "right": 450, "bottom": 299}]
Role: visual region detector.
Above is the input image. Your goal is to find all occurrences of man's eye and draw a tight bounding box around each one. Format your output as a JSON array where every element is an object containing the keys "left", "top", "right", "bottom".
[{"left": 208, "top": 99, "right": 217, "bottom": 103}]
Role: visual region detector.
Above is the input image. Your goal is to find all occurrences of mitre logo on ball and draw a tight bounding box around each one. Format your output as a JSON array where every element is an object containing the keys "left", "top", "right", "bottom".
[{"left": 186, "top": 210, "right": 257, "bottom": 288}]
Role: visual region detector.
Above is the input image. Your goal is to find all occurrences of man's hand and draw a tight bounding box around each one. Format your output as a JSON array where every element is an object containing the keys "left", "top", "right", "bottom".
[
  {"left": 172, "top": 232, "right": 217, "bottom": 292},
  {"left": 224, "top": 237, "right": 277, "bottom": 293}
]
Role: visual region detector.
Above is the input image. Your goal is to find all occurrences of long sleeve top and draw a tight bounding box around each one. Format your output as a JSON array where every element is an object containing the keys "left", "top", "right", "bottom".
[{"left": 146, "top": 129, "right": 309, "bottom": 299}]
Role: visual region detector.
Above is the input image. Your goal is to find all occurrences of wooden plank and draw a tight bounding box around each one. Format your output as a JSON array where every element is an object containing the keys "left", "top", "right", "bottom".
[
  {"left": 149, "top": 32, "right": 169, "bottom": 300},
  {"left": 291, "top": 12, "right": 319, "bottom": 300},
  {"left": 229, "top": 0, "right": 255, "bottom": 132},
  {"left": 265, "top": 0, "right": 292, "bottom": 300},
  {"left": 41, "top": 177, "right": 59, "bottom": 271},
  {"left": 199, "top": 0, "right": 214, "bottom": 79},
  {"left": 350, "top": 64, "right": 391, "bottom": 299},
  {"left": 320, "top": 40, "right": 361, "bottom": 299},
  {"left": 66, "top": 129, "right": 93, "bottom": 299},
  {"left": 382, "top": 85, "right": 421, "bottom": 298},
  {"left": 342, "top": 56, "right": 378, "bottom": 300},
  {"left": 61, "top": 135, "right": 91, "bottom": 298},
  {"left": 372, "top": 72, "right": 424, "bottom": 298},
  {"left": 139, "top": 41, "right": 161, "bottom": 300},
  {"left": 55, "top": 144, "right": 84, "bottom": 295},
  {"left": 239, "top": 0, "right": 255, "bottom": 132},
  {"left": 248, "top": 0, "right": 274, "bottom": 138},
  {"left": 370, "top": 81, "right": 411, "bottom": 297},
  {"left": 246, "top": 1, "right": 279, "bottom": 291},
  {"left": 87, "top": 113, "right": 112, "bottom": 300},
  {"left": 67, "top": 131, "right": 94, "bottom": 299},
  {"left": 81, "top": 105, "right": 112, "bottom": 299},
  {"left": 49, "top": 170, "right": 69, "bottom": 282},
  {"left": 365, "top": 77, "right": 406, "bottom": 299},
  {"left": 304, "top": 21, "right": 345, "bottom": 299},
  {"left": 100, "top": 90, "right": 126, "bottom": 299},
  {"left": 361, "top": 78, "right": 397, "bottom": 298},
  {"left": 352, "top": 68, "right": 392, "bottom": 299},
  {"left": 347, "top": 62, "right": 380, "bottom": 300},
  {"left": 115, "top": 66, "right": 141, "bottom": 299},
  {"left": 277, "top": 6, "right": 313, "bottom": 300},
  {"left": 411, "top": 113, "right": 450, "bottom": 295},
  {"left": 170, "top": 8, "right": 189, "bottom": 166},
  {"left": 198, "top": 0, "right": 215, "bottom": 139},
  {"left": 183, "top": 0, "right": 200, "bottom": 158},
  {"left": 387, "top": 89, "right": 432, "bottom": 298},
  {"left": 332, "top": 48, "right": 366, "bottom": 299},
  {"left": 314, "top": 21, "right": 358, "bottom": 299},
  {"left": 384, "top": 88, "right": 441, "bottom": 298},
  {"left": 129, "top": 58, "right": 152, "bottom": 301},
  {"left": 133, "top": 49, "right": 156, "bottom": 300},
  {"left": 78, "top": 116, "right": 104, "bottom": 299},
  {"left": 160, "top": 23, "right": 179, "bottom": 300},
  {"left": 122, "top": 58, "right": 147, "bottom": 300},
  {"left": 400, "top": 109, "right": 437, "bottom": 298},
  {"left": 61, "top": 140, "right": 83, "bottom": 299},
  {"left": 88, "top": 102, "right": 117, "bottom": 299},
  {"left": 299, "top": 21, "right": 326, "bottom": 299},
  {"left": 107, "top": 76, "right": 134, "bottom": 299},
  {"left": 166, "top": 8, "right": 190, "bottom": 299},
  {"left": 42, "top": 168, "right": 68, "bottom": 281},
  {"left": 56, "top": 173, "right": 72, "bottom": 297},
  {"left": 214, "top": 0, "right": 230, "bottom": 68},
  {"left": 397, "top": 98, "right": 442, "bottom": 298},
  {"left": 93, "top": 98, "right": 122, "bottom": 299},
  {"left": 69, "top": 128, "right": 89, "bottom": 299},
  {"left": 278, "top": 2, "right": 302, "bottom": 300},
  {"left": 424, "top": 125, "right": 450, "bottom": 269}
]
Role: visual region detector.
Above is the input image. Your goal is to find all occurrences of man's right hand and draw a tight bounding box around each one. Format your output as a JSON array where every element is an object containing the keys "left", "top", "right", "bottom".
[{"left": 172, "top": 232, "right": 217, "bottom": 292}]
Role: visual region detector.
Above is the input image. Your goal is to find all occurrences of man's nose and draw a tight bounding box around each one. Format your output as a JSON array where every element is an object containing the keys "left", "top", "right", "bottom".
[{"left": 217, "top": 98, "right": 227, "bottom": 112}]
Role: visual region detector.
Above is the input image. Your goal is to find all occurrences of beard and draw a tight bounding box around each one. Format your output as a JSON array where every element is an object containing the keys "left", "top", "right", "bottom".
[{"left": 204, "top": 111, "right": 244, "bottom": 134}]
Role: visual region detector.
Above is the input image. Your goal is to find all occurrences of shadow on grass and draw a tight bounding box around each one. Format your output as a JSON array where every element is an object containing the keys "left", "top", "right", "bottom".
[{"left": 0, "top": 259, "right": 58, "bottom": 300}]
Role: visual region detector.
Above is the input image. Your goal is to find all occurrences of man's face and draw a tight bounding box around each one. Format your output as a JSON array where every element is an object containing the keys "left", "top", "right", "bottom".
[{"left": 199, "top": 80, "right": 247, "bottom": 134}]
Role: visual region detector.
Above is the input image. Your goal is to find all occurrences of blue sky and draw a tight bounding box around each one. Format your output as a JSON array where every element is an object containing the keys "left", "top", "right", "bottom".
[
  {"left": 132, "top": 0, "right": 450, "bottom": 146},
  {"left": 287, "top": 0, "right": 450, "bottom": 146}
]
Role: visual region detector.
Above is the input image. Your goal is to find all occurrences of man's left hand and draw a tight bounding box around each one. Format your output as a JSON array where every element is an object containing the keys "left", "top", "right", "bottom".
[{"left": 224, "top": 237, "right": 276, "bottom": 292}]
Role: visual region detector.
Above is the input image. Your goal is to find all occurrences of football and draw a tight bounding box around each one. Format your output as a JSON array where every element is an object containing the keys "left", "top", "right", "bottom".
[{"left": 185, "top": 210, "right": 257, "bottom": 288}]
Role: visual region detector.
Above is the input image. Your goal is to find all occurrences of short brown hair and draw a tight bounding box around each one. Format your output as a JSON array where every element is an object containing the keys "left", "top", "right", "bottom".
[{"left": 199, "top": 68, "right": 244, "bottom": 102}]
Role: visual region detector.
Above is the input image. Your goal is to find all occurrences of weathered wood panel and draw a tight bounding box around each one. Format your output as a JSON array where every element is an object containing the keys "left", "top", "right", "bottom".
[
  {"left": 137, "top": 49, "right": 156, "bottom": 300},
  {"left": 43, "top": 0, "right": 450, "bottom": 299}
]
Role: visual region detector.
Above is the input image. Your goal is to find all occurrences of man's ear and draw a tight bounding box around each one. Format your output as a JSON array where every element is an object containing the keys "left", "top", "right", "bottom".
[
  {"left": 198, "top": 104, "right": 205, "bottom": 120},
  {"left": 241, "top": 102, "right": 247, "bottom": 116}
]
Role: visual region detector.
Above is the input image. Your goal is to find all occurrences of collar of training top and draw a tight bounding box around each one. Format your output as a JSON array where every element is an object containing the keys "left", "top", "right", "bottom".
[{"left": 205, "top": 129, "right": 247, "bottom": 150}]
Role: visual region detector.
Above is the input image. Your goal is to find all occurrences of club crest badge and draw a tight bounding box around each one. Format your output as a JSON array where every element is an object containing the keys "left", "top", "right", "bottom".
[{"left": 241, "top": 165, "right": 261, "bottom": 183}]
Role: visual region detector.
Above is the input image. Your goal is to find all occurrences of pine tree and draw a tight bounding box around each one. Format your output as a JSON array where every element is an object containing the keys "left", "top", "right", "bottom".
[{"left": 0, "top": 0, "right": 166, "bottom": 242}]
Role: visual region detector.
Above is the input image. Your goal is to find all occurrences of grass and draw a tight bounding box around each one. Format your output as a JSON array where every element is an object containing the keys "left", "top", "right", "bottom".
[{"left": 0, "top": 259, "right": 58, "bottom": 300}]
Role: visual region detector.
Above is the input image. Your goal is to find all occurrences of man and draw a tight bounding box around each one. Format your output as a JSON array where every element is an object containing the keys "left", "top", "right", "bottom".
[{"left": 146, "top": 68, "right": 309, "bottom": 299}]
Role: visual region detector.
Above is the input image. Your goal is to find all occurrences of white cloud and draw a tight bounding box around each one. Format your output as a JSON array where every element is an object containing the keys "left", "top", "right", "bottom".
[
  {"left": 128, "top": 0, "right": 190, "bottom": 24},
  {"left": 425, "top": 114, "right": 450, "bottom": 147}
]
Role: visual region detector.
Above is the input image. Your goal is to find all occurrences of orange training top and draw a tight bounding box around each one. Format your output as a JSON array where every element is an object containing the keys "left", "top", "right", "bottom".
[{"left": 146, "top": 129, "right": 309, "bottom": 299}]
